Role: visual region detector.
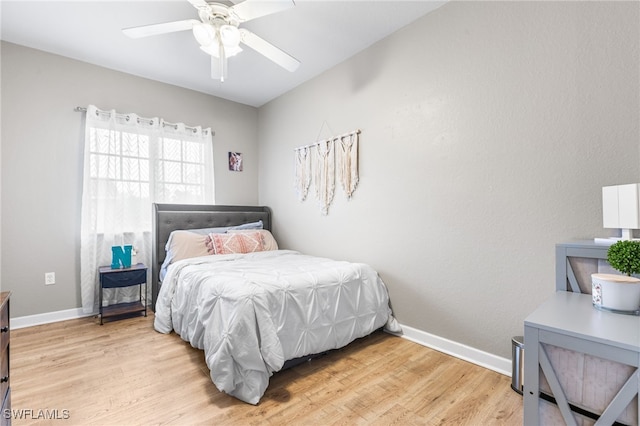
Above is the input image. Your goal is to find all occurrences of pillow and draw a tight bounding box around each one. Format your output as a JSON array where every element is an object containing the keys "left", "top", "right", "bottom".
[
  {"left": 227, "top": 229, "right": 278, "bottom": 251},
  {"left": 160, "top": 226, "right": 228, "bottom": 279},
  {"left": 166, "top": 230, "right": 211, "bottom": 261},
  {"left": 163, "top": 221, "right": 263, "bottom": 253},
  {"left": 162, "top": 221, "right": 263, "bottom": 264},
  {"left": 164, "top": 226, "right": 229, "bottom": 253},
  {"left": 159, "top": 221, "right": 265, "bottom": 279},
  {"left": 205, "top": 232, "right": 265, "bottom": 255},
  {"left": 228, "top": 220, "right": 263, "bottom": 231}
]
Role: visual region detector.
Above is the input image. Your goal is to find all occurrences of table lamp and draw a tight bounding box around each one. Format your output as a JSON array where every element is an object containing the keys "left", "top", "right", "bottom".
[{"left": 602, "top": 183, "right": 640, "bottom": 240}]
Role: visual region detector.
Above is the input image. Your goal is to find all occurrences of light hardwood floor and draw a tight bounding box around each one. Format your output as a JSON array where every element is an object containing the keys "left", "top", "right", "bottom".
[{"left": 10, "top": 313, "right": 522, "bottom": 425}]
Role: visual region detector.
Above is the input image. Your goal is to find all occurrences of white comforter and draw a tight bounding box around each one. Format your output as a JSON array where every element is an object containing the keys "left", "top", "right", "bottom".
[{"left": 154, "top": 249, "right": 399, "bottom": 404}]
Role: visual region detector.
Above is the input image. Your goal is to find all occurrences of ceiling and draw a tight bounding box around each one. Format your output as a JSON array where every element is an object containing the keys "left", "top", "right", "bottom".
[{"left": 0, "top": 0, "right": 445, "bottom": 107}]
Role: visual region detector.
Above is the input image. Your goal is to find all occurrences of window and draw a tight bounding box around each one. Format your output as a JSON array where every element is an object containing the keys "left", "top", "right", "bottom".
[
  {"left": 157, "top": 137, "right": 210, "bottom": 202},
  {"left": 80, "top": 105, "right": 214, "bottom": 312},
  {"left": 85, "top": 123, "right": 214, "bottom": 233}
]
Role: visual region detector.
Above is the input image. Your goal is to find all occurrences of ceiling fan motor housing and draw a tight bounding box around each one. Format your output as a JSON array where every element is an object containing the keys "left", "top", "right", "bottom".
[{"left": 199, "top": 4, "right": 239, "bottom": 28}]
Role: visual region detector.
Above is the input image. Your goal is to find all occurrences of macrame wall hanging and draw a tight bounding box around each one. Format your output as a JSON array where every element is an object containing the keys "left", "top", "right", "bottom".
[
  {"left": 293, "top": 128, "right": 360, "bottom": 215},
  {"left": 314, "top": 139, "right": 335, "bottom": 215},
  {"left": 336, "top": 132, "right": 359, "bottom": 199},
  {"left": 293, "top": 146, "right": 312, "bottom": 201}
]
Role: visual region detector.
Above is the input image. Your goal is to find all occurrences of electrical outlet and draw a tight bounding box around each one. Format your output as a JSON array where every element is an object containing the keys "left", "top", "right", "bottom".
[{"left": 45, "top": 272, "right": 56, "bottom": 285}]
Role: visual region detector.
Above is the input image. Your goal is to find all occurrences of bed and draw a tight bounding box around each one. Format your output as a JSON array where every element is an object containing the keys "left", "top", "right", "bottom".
[{"left": 151, "top": 203, "right": 400, "bottom": 405}]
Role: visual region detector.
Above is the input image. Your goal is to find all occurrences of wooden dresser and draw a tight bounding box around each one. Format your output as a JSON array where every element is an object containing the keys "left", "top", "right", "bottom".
[{"left": 1, "top": 292, "right": 10, "bottom": 426}]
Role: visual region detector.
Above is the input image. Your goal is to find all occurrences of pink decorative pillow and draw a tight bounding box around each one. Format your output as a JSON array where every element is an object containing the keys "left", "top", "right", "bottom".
[
  {"left": 227, "top": 229, "right": 278, "bottom": 251},
  {"left": 205, "top": 232, "right": 265, "bottom": 255}
]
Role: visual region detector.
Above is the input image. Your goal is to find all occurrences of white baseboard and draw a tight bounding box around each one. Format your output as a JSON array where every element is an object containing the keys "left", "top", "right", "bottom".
[
  {"left": 12, "top": 311, "right": 512, "bottom": 377},
  {"left": 388, "top": 323, "right": 512, "bottom": 377},
  {"left": 11, "top": 308, "right": 96, "bottom": 330}
]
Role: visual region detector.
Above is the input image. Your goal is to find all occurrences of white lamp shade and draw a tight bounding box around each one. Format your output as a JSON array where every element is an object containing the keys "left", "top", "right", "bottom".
[
  {"left": 602, "top": 183, "right": 640, "bottom": 229},
  {"left": 224, "top": 44, "right": 243, "bottom": 57},
  {"left": 200, "top": 44, "right": 220, "bottom": 57},
  {"left": 220, "top": 25, "right": 240, "bottom": 47},
  {"left": 200, "top": 43, "right": 242, "bottom": 58},
  {"left": 193, "top": 23, "right": 215, "bottom": 47},
  {"left": 602, "top": 185, "right": 620, "bottom": 228}
]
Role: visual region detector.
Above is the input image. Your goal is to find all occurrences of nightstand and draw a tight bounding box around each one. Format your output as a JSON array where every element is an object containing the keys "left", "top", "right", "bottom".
[
  {"left": 524, "top": 291, "right": 639, "bottom": 424},
  {"left": 98, "top": 263, "right": 147, "bottom": 325}
]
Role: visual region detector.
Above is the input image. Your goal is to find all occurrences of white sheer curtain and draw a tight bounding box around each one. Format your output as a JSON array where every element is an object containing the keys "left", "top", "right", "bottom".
[{"left": 80, "top": 105, "right": 214, "bottom": 313}]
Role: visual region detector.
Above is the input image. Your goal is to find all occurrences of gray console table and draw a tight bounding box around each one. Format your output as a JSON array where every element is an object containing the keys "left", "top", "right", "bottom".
[
  {"left": 556, "top": 240, "right": 609, "bottom": 293},
  {"left": 523, "top": 291, "right": 639, "bottom": 425}
]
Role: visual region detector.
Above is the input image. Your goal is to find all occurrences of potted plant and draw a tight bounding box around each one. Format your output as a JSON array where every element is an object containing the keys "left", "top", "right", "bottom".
[{"left": 592, "top": 240, "right": 640, "bottom": 314}]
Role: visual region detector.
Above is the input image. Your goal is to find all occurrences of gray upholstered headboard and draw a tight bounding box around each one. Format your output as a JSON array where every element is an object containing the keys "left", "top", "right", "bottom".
[{"left": 151, "top": 203, "right": 272, "bottom": 311}]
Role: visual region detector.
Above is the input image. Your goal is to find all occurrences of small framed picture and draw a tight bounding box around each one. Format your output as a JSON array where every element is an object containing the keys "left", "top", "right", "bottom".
[{"left": 228, "top": 152, "right": 243, "bottom": 172}]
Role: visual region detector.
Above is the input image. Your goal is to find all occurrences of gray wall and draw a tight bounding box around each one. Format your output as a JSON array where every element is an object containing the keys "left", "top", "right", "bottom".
[
  {"left": 0, "top": 41, "right": 259, "bottom": 316},
  {"left": 258, "top": 1, "right": 640, "bottom": 358},
  {"left": 1, "top": 1, "right": 639, "bottom": 363}
]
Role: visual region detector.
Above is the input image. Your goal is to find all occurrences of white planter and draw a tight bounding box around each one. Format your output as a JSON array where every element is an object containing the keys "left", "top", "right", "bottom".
[{"left": 591, "top": 273, "right": 640, "bottom": 314}]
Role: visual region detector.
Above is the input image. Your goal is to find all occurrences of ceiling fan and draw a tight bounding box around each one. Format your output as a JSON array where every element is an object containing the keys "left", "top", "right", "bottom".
[{"left": 122, "top": 0, "right": 300, "bottom": 82}]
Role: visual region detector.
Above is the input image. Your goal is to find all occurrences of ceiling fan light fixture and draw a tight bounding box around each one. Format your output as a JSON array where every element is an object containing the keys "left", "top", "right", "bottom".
[
  {"left": 123, "top": 0, "right": 300, "bottom": 83},
  {"left": 200, "top": 43, "right": 242, "bottom": 58},
  {"left": 192, "top": 23, "right": 215, "bottom": 47},
  {"left": 224, "top": 44, "right": 243, "bottom": 57},
  {"left": 200, "top": 44, "right": 220, "bottom": 57},
  {"left": 220, "top": 24, "right": 240, "bottom": 48}
]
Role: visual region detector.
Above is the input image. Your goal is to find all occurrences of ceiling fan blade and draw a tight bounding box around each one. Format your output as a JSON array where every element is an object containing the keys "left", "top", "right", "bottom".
[
  {"left": 123, "top": 19, "right": 200, "bottom": 38},
  {"left": 239, "top": 28, "right": 300, "bottom": 72},
  {"left": 187, "top": 0, "right": 210, "bottom": 9},
  {"left": 231, "top": 0, "right": 295, "bottom": 23}
]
